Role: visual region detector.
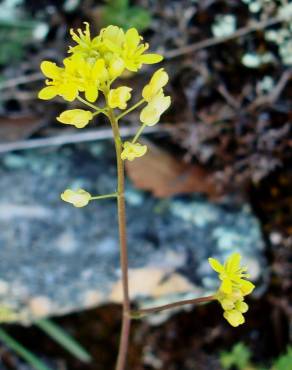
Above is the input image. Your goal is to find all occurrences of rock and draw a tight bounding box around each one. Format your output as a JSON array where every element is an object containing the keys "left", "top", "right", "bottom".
[{"left": 0, "top": 142, "right": 266, "bottom": 324}]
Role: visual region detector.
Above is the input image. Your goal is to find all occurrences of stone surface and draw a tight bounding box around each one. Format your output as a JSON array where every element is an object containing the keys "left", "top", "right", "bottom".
[{"left": 0, "top": 142, "right": 266, "bottom": 324}]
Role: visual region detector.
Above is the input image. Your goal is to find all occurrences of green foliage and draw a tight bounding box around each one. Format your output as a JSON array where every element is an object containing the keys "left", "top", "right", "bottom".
[
  {"left": 0, "top": 328, "right": 52, "bottom": 370},
  {"left": 101, "top": 0, "right": 152, "bottom": 32},
  {"left": 220, "top": 343, "right": 292, "bottom": 370},
  {"left": 0, "top": 0, "right": 47, "bottom": 65},
  {"left": 35, "top": 319, "right": 92, "bottom": 363},
  {"left": 273, "top": 347, "right": 292, "bottom": 370},
  {"left": 220, "top": 342, "right": 252, "bottom": 370}
]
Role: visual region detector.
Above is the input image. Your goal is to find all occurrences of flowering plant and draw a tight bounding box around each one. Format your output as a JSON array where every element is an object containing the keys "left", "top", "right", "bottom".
[{"left": 39, "top": 23, "right": 255, "bottom": 370}]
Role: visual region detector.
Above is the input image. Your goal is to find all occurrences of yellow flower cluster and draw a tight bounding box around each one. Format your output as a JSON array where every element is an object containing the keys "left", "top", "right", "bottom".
[
  {"left": 208, "top": 253, "right": 255, "bottom": 327},
  {"left": 39, "top": 23, "right": 171, "bottom": 201},
  {"left": 39, "top": 23, "right": 162, "bottom": 103}
]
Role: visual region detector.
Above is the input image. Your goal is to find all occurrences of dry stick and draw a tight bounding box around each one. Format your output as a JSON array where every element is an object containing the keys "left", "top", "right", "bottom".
[
  {"left": 108, "top": 108, "right": 131, "bottom": 370},
  {"left": 132, "top": 295, "right": 215, "bottom": 318},
  {"left": 248, "top": 69, "right": 292, "bottom": 110},
  {"left": 164, "top": 13, "right": 291, "bottom": 59},
  {"left": 0, "top": 72, "right": 43, "bottom": 90},
  {"left": 0, "top": 126, "right": 166, "bottom": 154}
]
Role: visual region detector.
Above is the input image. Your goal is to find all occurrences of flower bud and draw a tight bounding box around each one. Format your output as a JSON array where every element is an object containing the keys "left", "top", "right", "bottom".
[
  {"left": 61, "top": 189, "right": 91, "bottom": 207},
  {"left": 57, "top": 109, "right": 93, "bottom": 128}
]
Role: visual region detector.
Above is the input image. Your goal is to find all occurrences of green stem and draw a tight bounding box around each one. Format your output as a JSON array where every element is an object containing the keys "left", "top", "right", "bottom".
[
  {"left": 132, "top": 123, "right": 147, "bottom": 144},
  {"left": 35, "top": 319, "right": 91, "bottom": 363},
  {"left": 77, "top": 96, "right": 104, "bottom": 112},
  {"left": 131, "top": 295, "right": 215, "bottom": 319},
  {"left": 90, "top": 193, "right": 117, "bottom": 200},
  {"left": 117, "top": 99, "right": 145, "bottom": 121},
  {"left": 107, "top": 108, "right": 131, "bottom": 370},
  {"left": 0, "top": 328, "right": 52, "bottom": 370}
]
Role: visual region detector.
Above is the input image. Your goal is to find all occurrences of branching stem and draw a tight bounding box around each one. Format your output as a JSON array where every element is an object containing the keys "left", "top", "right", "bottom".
[
  {"left": 108, "top": 108, "right": 131, "bottom": 370},
  {"left": 90, "top": 193, "right": 117, "bottom": 201},
  {"left": 77, "top": 96, "right": 105, "bottom": 112},
  {"left": 131, "top": 295, "right": 215, "bottom": 319},
  {"left": 117, "top": 99, "right": 145, "bottom": 121},
  {"left": 132, "top": 123, "right": 147, "bottom": 144}
]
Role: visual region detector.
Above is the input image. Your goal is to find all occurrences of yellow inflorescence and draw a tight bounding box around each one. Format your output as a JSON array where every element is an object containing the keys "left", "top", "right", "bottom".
[
  {"left": 39, "top": 23, "right": 171, "bottom": 206},
  {"left": 208, "top": 253, "right": 255, "bottom": 327}
]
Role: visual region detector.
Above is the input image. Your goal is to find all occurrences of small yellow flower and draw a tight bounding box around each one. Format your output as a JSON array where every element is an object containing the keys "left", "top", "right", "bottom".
[
  {"left": 61, "top": 189, "right": 91, "bottom": 207},
  {"left": 121, "top": 141, "right": 147, "bottom": 161},
  {"left": 142, "top": 68, "right": 169, "bottom": 102},
  {"left": 56, "top": 109, "right": 93, "bottom": 128},
  {"left": 69, "top": 22, "right": 100, "bottom": 59},
  {"left": 122, "top": 28, "right": 163, "bottom": 72},
  {"left": 109, "top": 57, "right": 125, "bottom": 79},
  {"left": 108, "top": 87, "right": 132, "bottom": 109},
  {"left": 209, "top": 253, "right": 255, "bottom": 327},
  {"left": 223, "top": 309, "right": 245, "bottom": 327},
  {"left": 38, "top": 60, "right": 79, "bottom": 102},
  {"left": 140, "top": 91, "right": 171, "bottom": 126},
  {"left": 208, "top": 252, "right": 255, "bottom": 294}
]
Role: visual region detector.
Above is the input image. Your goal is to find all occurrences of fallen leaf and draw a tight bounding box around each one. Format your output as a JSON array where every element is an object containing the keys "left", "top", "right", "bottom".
[
  {"left": 126, "top": 140, "right": 219, "bottom": 198},
  {"left": 0, "top": 114, "right": 44, "bottom": 143}
]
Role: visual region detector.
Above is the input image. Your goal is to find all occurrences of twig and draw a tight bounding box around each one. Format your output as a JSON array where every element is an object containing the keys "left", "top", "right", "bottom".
[
  {"left": 0, "top": 72, "right": 43, "bottom": 90},
  {"left": 0, "top": 125, "right": 168, "bottom": 154},
  {"left": 248, "top": 69, "right": 292, "bottom": 110},
  {"left": 164, "top": 13, "right": 292, "bottom": 59}
]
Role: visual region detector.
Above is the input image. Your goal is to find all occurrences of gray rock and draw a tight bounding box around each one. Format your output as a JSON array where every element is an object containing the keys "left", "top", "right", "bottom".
[{"left": 0, "top": 142, "right": 266, "bottom": 324}]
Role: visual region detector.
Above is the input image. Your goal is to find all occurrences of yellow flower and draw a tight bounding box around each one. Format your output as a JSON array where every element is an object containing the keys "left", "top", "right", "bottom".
[
  {"left": 122, "top": 28, "right": 163, "bottom": 72},
  {"left": 142, "top": 68, "right": 169, "bottom": 102},
  {"left": 223, "top": 309, "right": 245, "bottom": 327},
  {"left": 121, "top": 141, "right": 147, "bottom": 161},
  {"left": 209, "top": 253, "right": 255, "bottom": 327},
  {"left": 140, "top": 91, "right": 171, "bottom": 126},
  {"left": 61, "top": 189, "right": 91, "bottom": 207},
  {"left": 38, "top": 60, "right": 79, "bottom": 102},
  {"left": 108, "top": 57, "right": 125, "bottom": 79},
  {"left": 57, "top": 109, "right": 93, "bottom": 128},
  {"left": 208, "top": 252, "right": 255, "bottom": 294},
  {"left": 65, "top": 55, "right": 108, "bottom": 102},
  {"left": 108, "top": 86, "right": 132, "bottom": 109},
  {"left": 101, "top": 27, "right": 163, "bottom": 72},
  {"left": 69, "top": 22, "right": 100, "bottom": 59}
]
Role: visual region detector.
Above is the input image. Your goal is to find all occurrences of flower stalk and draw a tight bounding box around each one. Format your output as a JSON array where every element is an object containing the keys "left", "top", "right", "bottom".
[
  {"left": 108, "top": 108, "right": 131, "bottom": 370},
  {"left": 38, "top": 22, "right": 256, "bottom": 370}
]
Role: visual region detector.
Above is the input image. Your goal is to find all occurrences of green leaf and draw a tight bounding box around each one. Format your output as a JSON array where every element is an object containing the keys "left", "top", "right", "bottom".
[
  {"left": 0, "top": 328, "right": 52, "bottom": 370},
  {"left": 101, "top": 4, "right": 151, "bottom": 31},
  {"left": 273, "top": 347, "right": 292, "bottom": 370},
  {"left": 220, "top": 342, "right": 252, "bottom": 370},
  {"left": 106, "top": 0, "right": 129, "bottom": 10},
  {"left": 35, "top": 319, "right": 91, "bottom": 363}
]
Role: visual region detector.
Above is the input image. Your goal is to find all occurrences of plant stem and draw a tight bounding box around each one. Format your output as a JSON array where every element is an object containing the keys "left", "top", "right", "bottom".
[
  {"left": 131, "top": 295, "right": 215, "bottom": 318},
  {"left": 117, "top": 99, "right": 145, "bottom": 121},
  {"left": 131, "top": 123, "right": 147, "bottom": 144},
  {"left": 77, "top": 96, "right": 104, "bottom": 112},
  {"left": 90, "top": 193, "right": 117, "bottom": 200},
  {"left": 108, "top": 108, "right": 131, "bottom": 370}
]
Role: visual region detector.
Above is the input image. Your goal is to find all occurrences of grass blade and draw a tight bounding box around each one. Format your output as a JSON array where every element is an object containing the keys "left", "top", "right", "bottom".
[
  {"left": 35, "top": 319, "right": 91, "bottom": 363},
  {"left": 0, "top": 327, "right": 52, "bottom": 370}
]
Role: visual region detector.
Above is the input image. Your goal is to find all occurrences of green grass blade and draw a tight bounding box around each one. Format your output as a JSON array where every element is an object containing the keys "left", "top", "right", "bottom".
[
  {"left": 0, "top": 328, "right": 52, "bottom": 370},
  {"left": 35, "top": 319, "right": 91, "bottom": 363}
]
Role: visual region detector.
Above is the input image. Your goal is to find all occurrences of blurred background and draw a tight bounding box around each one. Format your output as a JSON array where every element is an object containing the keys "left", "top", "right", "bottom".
[{"left": 0, "top": 0, "right": 291, "bottom": 369}]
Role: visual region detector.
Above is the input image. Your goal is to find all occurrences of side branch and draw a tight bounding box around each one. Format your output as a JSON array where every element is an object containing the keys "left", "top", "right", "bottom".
[
  {"left": 165, "top": 13, "right": 292, "bottom": 59},
  {"left": 131, "top": 295, "right": 215, "bottom": 318}
]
